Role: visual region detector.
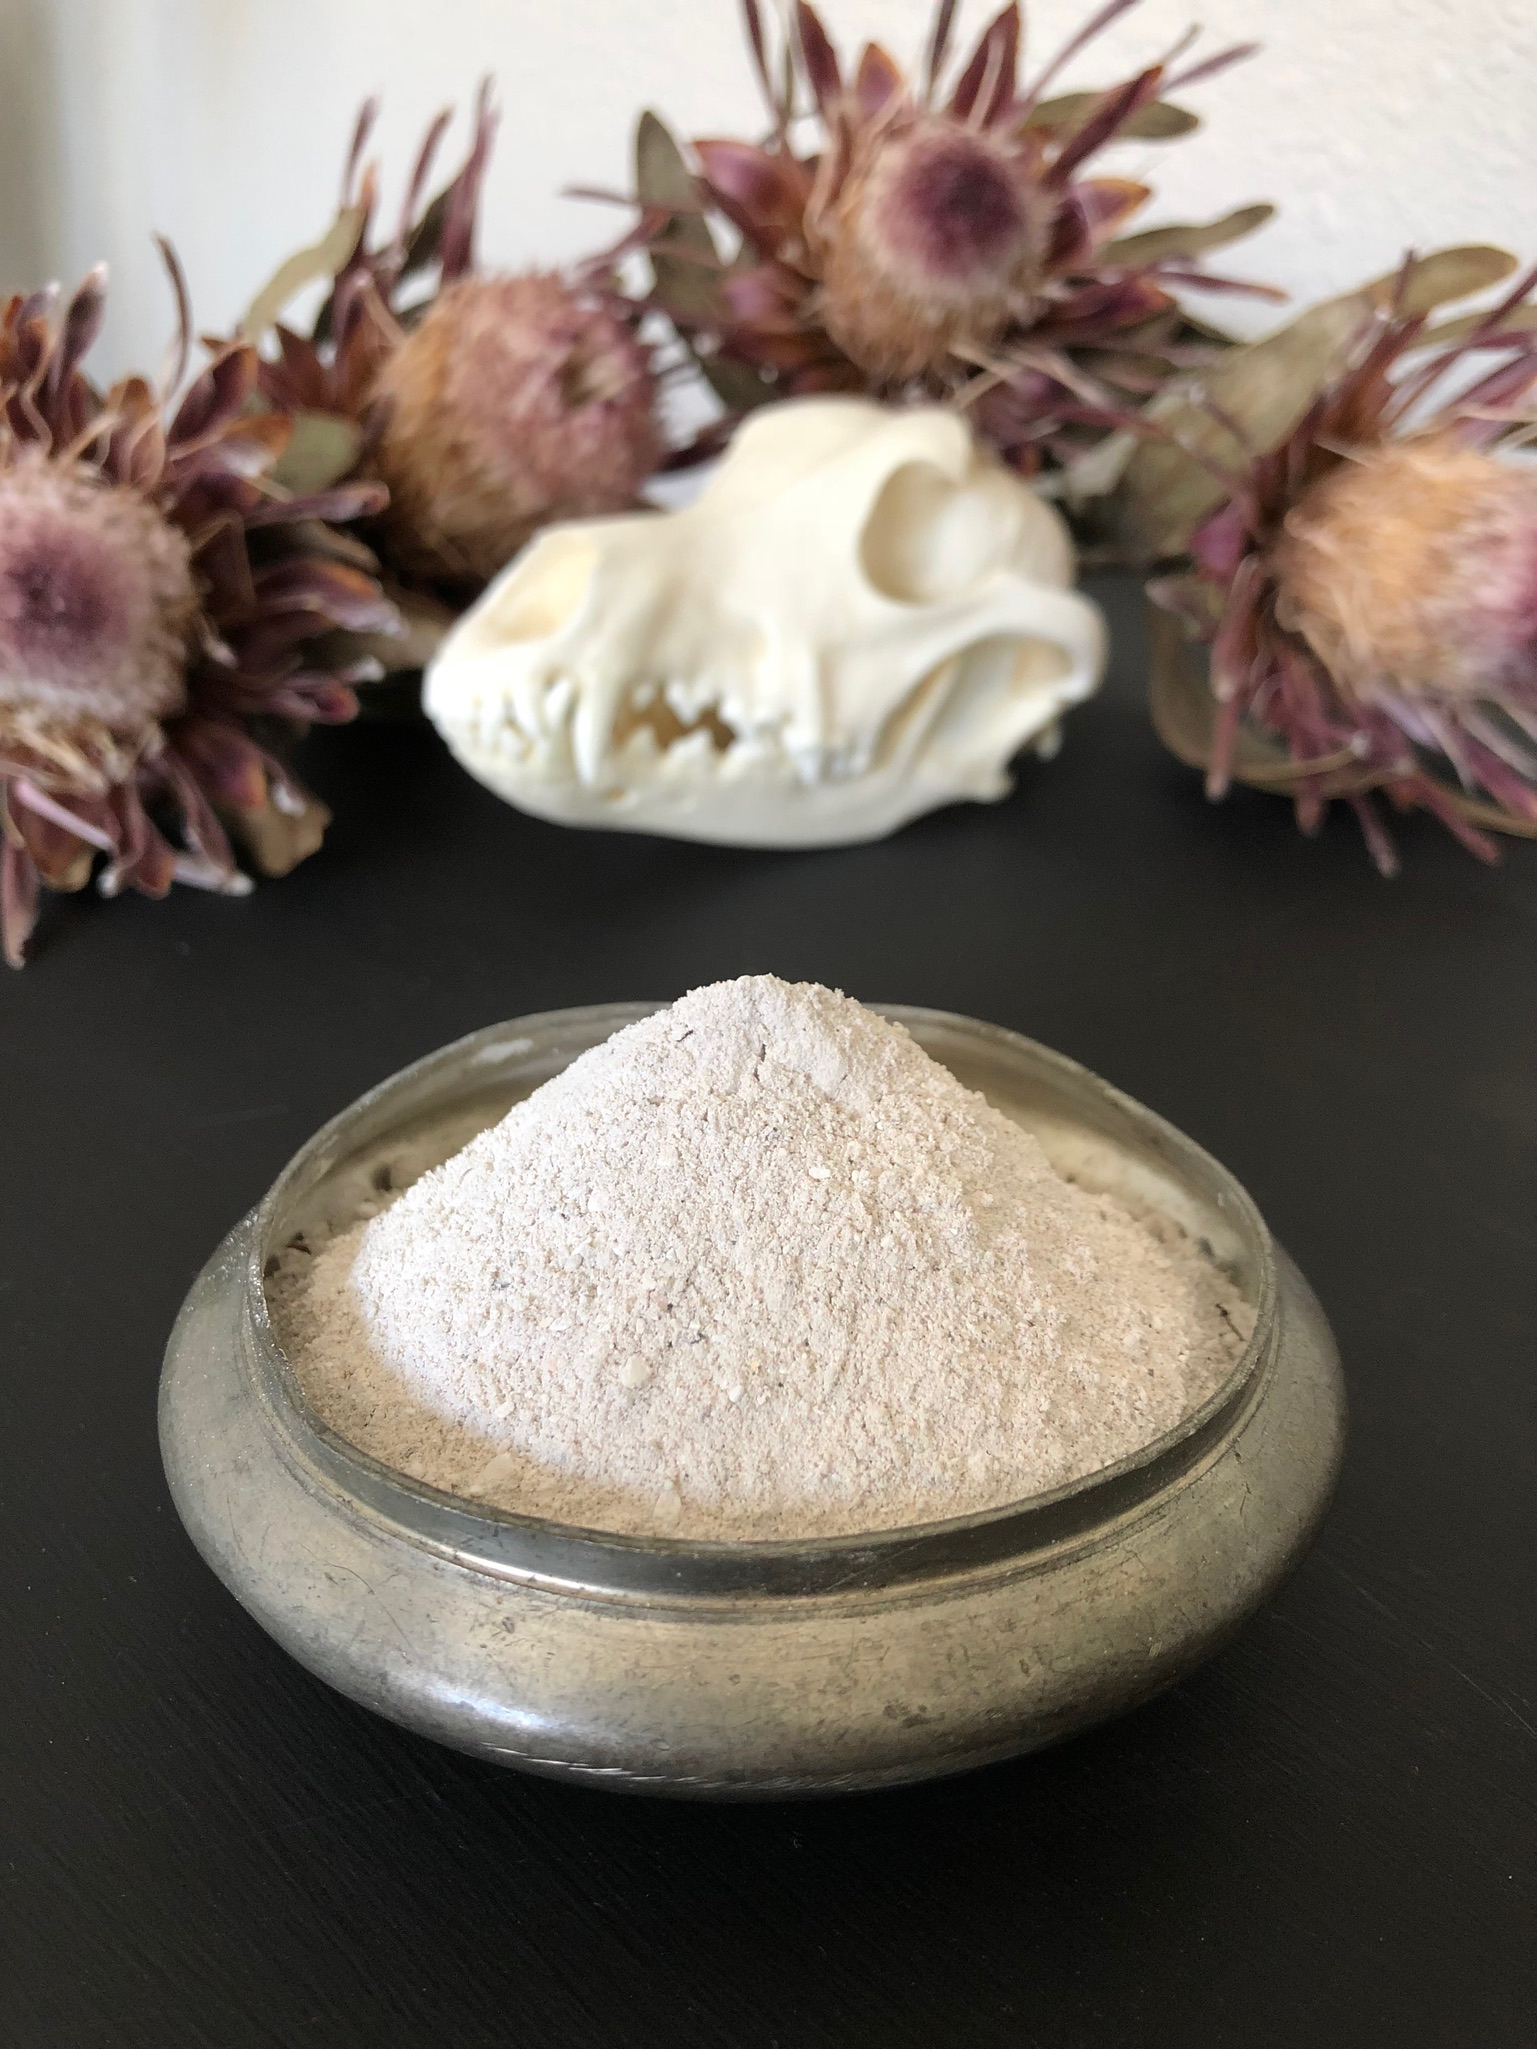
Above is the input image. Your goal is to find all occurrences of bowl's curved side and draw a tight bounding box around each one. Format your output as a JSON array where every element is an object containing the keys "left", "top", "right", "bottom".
[{"left": 160, "top": 1227, "right": 1343, "bottom": 1798}]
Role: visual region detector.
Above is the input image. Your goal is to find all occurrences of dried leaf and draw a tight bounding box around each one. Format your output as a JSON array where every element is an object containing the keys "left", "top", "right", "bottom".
[
  {"left": 1024, "top": 93, "right": 1199, "bottom": 140},
  {"left": 1148, "top": 607, "right": 1331, "bottom": 784},
  {"left": 268, "top": 410, "right": 364, "bottom": 494},
  {"left": 1387, "top": 244, "right": 1517, "bottom": 318},
  {"left": 224, "top": 789, "right": 331, "bottom": 877},
  {"left": 636, "top": 111, "right": 781, "bottom": 413},
  {"left": 1103, "top": 203, "right": 1274, "bottom": 269},
  {"left": 1043, "top": 425, "right": 1140, "bottom": 507},
  {"left": 1114, "top": 247, "right": 1521, "bottom": 558},
  {"left": 242, "top": 205, "right": 366, "bottom": 340},
  {"left": 1419, "top": 303, "right": 1537, "bottom": 347},
  {"left": 1050, "top": 68, "right": 1164, "bottom": 184},
  {"left": 699, "top": 352, "right": 778, "bottom": 412},
  {"left": 637, "top": 112, "right": 725, "bottom": 328}
]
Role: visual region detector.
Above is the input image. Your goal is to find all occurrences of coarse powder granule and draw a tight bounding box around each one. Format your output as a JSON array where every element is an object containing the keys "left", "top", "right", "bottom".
[{"left": 274, "top": 977, "right": 1254, "bottom": 1539}]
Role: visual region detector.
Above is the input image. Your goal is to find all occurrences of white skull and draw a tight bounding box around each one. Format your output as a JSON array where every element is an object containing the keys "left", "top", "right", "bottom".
[{"left": 424, "top": 397, "right": 1105, "bottom": 847}]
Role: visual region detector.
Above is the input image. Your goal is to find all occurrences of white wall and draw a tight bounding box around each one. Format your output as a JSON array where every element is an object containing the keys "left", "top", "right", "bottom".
[{"left": 2, "top": 0, "right": 1534, "bottom": 379}]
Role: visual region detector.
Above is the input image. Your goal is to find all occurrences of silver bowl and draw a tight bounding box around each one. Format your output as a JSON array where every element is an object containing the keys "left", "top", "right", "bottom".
[{"left": 159, "top": 1004, "right": 1345, "bottom": 1798}]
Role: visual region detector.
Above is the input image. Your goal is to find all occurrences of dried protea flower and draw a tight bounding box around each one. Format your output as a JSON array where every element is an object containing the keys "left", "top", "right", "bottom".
[
  {"left": 813, "top": 116, "right": 1054, "bottom": 381},
  {"left": 1274, "top": 438, "right": 1537, "bottom": 705},
  {"left": 0, "top": 257, "right": 397, "bottom": 966},
  {"left": 243, "top": 87, "right": 659, "bottom": 614},
  {"left": 629, "top": 0, "right": 1273, "bottom": 473},
  {"left": 0, "top": 451, "right": 197, "bottom": 735},
  {"left": 371, "top": 272, "right": 661, "bottom": 586},
  {"left": 248, "top": 88, "right": 498, "bottom": 434},
  {"left": 1148, "top": 259, "right": 1537, "bottom": 873}
]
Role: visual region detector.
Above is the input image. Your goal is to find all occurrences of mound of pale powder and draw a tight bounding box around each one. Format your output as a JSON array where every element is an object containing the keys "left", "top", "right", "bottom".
[{"left": 273, "top": 977, "right": 1252, "bottom": 1539}]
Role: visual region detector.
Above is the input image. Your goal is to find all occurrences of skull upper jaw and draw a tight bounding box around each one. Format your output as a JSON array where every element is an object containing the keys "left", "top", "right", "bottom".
[
  {"left": 427, "top": 626, "right": 1102, "bottom": 849},
  {"left": 424, "top": 398, "right": 1106, "bottom": 848}
]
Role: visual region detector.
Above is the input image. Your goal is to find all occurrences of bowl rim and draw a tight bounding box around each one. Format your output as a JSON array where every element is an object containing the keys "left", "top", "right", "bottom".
[{"left": 243, "top": 1002, "right": 1277, "bottom": 1600}]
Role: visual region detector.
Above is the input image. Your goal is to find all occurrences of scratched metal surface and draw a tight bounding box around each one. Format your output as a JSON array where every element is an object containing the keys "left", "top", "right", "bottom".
[{"left": 2, "top": 580, "right": 1533, "bottom": 2047}]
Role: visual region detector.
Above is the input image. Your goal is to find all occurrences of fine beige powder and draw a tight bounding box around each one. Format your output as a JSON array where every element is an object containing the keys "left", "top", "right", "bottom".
[{"left": 274, "top": 977, "right": 1252, "bottom": 1539}]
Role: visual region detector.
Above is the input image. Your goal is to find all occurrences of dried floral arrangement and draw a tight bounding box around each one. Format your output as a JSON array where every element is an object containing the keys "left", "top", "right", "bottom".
[
  {"left": 622, "top": 0, "right": 1276, "bottom": 479},
  {"left": 239, "top": 86, "right": 661, "bottom": 668},
  {"left": 0, "top": 254, "right": 396, "bottom": 966},
  {"left": 6, "top": 2, "right": 1536, "bottom": 964},
  {"left": 1115, "top": 247, "right": 1537, "bottom": 872}
]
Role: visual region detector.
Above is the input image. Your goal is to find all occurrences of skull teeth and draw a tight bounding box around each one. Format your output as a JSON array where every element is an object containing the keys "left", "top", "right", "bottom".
[{"left": 491, "top": 667, "right": 966, "bottom": 791}]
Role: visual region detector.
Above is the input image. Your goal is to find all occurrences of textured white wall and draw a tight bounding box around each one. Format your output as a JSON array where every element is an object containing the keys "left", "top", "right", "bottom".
[{"left": 1, "top": 0, "right": 1533, "bottom": 378}]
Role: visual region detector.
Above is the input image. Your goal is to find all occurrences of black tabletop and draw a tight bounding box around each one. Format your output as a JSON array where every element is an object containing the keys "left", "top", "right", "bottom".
[{"left": 3, "top": 579, "right": 1533, "bottom": 2049}]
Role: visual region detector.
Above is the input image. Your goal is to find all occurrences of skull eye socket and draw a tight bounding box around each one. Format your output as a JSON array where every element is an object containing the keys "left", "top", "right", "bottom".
[
  {"left": 860, "top": 461, "right": 1010, "bottom": 605},
  {"left": 480, "top": 535, "right": 597, "bottom": 644}
]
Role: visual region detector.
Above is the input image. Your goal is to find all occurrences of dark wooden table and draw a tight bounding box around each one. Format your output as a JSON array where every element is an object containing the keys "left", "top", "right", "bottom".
[{"left": 4, "top": 581, "right": 1533, "bottom": 2048}]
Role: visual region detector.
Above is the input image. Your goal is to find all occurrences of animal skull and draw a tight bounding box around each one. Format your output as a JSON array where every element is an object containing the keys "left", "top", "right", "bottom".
[{"left": 424, "top": 397, "right": 1105, "bottom": 847}]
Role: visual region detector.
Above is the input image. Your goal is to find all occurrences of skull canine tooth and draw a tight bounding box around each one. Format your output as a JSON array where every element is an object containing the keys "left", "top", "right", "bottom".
[
  {"left": 544, "top": 674, "right": 575, "bottom": 729},
  {"left": 425, "top": 398, "right": 1105, "bottom": 848}
]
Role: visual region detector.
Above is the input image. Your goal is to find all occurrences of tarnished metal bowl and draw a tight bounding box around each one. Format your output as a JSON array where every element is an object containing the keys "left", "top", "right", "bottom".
[{"left": 159, "top": 1004, "right": 1345, "bottom": 1798}]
